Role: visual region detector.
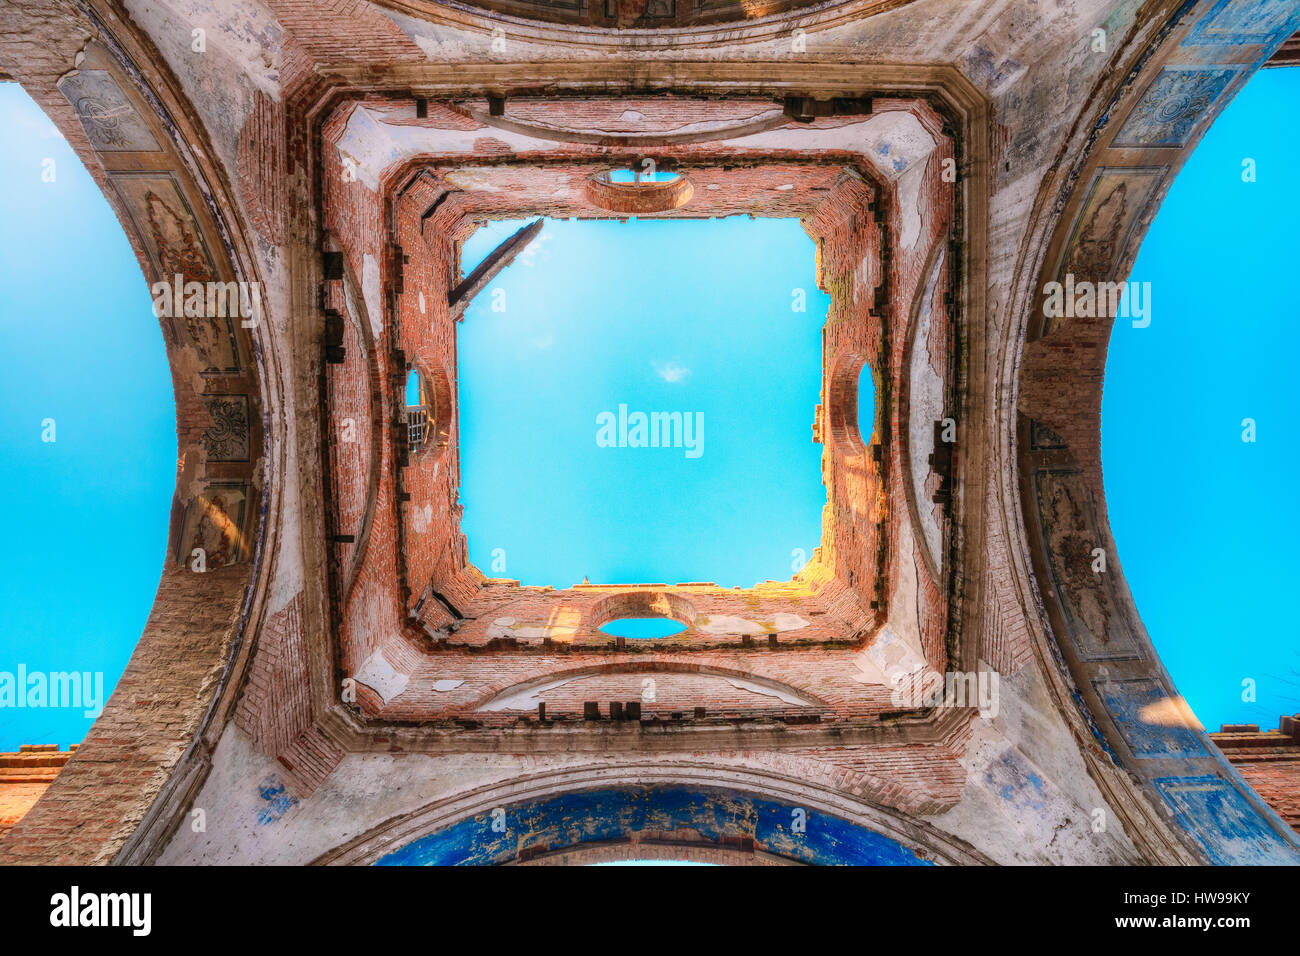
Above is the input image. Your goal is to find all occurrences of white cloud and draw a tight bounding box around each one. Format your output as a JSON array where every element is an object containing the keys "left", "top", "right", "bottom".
[
  {"left": 4, "top": 103, "right": 65, "bottom": 141},
  {"left": 653, "top": 359, "right": 690, "bottom": 383}
]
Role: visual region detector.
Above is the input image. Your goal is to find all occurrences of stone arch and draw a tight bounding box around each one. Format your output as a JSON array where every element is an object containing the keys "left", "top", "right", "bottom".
[
  {"left": 0, "top": 8, "right": 281, "bottom": 865},
  {"left": 1004, "top": 0, "right": 1300, "bottom": 864}
]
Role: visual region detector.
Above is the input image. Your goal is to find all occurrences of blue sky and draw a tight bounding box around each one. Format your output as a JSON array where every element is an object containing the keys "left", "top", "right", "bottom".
[
  {"left": 0, "top": 85, "right": 176, "bottom": 751},
  {"left": 1, "top": 66, "right": 1297, "bottom": 751},
  {"left": 1102, "top": 66, "right": 1300, "bottom": 732},
  {"left": 457, "top": 216, "right": 830, "bottom": 590}
]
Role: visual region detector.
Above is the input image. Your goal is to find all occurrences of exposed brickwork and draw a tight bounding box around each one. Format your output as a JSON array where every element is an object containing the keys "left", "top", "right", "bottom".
[
  {"left": 263, "top": 0, "right": 425, "bottom": 97},
  {"left": 277, "top": 725, "right": 346, "bottom": 797},
  {"left": 979, "top": 490, "right": 1035, "bottom": 674},
  {"left": 234, "top": 593, "right": 309, "bottom": 758},
  {"left": 0, "top": 746, "right": 74, "bottom": 840},
  {"left": 237, "top": 89, "right": 288, "bottom": 244},
  {"left": 1211, "top": 716, "right": 1300, "bottom": 834},
  {"left": 314, "top": 99, "right": 959, "bottom": 746},
  {"left": 437, "top": 0, "right": 835, "bottom": 28},
  {"left": 479, "top": 96, "right": 783, "bottom": 137},
  {"left": 0, "top": 568, "right": 247, "bottom": 864}
]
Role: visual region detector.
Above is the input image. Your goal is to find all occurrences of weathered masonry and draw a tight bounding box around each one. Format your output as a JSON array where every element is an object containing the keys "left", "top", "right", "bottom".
[{"left": 0, "top": 0, "right": 1298, "bottom": 866}]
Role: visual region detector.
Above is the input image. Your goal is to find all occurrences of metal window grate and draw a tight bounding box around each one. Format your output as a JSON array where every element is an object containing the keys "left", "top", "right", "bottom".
[{"left": 406, "top": 404, "right": 431, "bottom": 452}]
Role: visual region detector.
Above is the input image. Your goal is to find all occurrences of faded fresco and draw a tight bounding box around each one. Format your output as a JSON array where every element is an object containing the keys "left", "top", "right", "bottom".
[
  {"left": 1114, "top": 68, "right": 1238, "bottom": 148},
  {"left": 1156, "top": 774, "right": 1298, "bottom": 865},
  {"left": 202, "top": 395, "right": 252, "bottom": 462},
  {"left": 1034, "top": 468, "right": 1141, "bottom": 661},
  {"left": 1048, "top": 167, "right": 1164, "bottom": 334},
  {"left": 56, "top": 69, "right": 160, "bottom": 152},
  {"left": 1183, "top": 0, "right": 1300, "bottom": 47},
  {"left": 178, "top": 482, "right": 248, "bottom": 569},
  {"left": 1092, "top": 677, "right": 1205, "bottom": 759},
  {"left": 110, "top": 172, "right": 241, "bottom": 374},
  {"left": 1029, "top": 419, "right": 1067, "bottom": 450}
]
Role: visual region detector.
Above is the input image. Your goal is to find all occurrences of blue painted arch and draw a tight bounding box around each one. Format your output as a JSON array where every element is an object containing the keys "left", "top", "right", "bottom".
[{"left": 374, "top": 785, "right": 934, "bottom": 866}]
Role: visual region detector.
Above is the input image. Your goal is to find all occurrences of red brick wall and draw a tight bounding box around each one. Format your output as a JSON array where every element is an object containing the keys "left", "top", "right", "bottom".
[
  {"left": 0, "top": 747, "right": 73, "bottom": 841},
  {"left": 315, "top": 98, "right": 961, "bottom": 733},
  {"left": 1211, "top": 718, "right": 1300, "bottom": 834}
]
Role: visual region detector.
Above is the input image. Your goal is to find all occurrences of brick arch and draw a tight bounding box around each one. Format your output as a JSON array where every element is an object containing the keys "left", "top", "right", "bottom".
[
  {"left": 311, "top": 761, "right": 991, "bottom": 865},
  {"left": 411, "top": 362, "right": 454, "bottom": 461},
  {"left": 0, "top": 6, "right": 281, "bottom": 864},
  {"left": 584, "top": 169, "right": 695, "bottom": 213},
  {"left": 587, "top": 590, "right": 699, "bottom": 630},
  {"left": 825, "top": 349, "right": 874, "bottom": 454},
  {"left": 1005, "top": 0, "right": 1300, "bottom": 865}
]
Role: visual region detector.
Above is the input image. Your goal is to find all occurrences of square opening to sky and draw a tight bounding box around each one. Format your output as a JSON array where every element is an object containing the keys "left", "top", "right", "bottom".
[{"left": 456, "top": 216, "right": 832, "bottom": 589}]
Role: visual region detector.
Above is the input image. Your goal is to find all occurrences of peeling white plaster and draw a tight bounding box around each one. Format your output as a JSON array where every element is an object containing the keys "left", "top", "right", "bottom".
[
  {"left": 721, "top": 676, "right": 816, "bottom": 706},
  {"left": 353, "top": 650, "right": 409, "bottom": 704},
  {"left": 443, "top": 167, "right": 507, "bottom": 192},
  {"left": 896, "top": 159, "right": 926, "bottom": 251},
  {"left": 478, "top": 675, "right": 571, "bottom": 711},
  {"left": 909, "top": 249, "right": 946, "bottom": 571},
  {"left": 696, "top": 615, "right": 769, "bottom": 636},
  {"left": 126, "top": 0, "right": 283, "bottom": 98},
  {"left": 769, "top": 613, "right": 811, "bottom": 632},
  {"left": 486, "top": 615, "right": 578, "bottom": 642},
  {"left": 361, "top": 253, "right": 383, "bottom": 338},
  {"left": 849, "top": 625, "right": 928, "bottom": 688},
  {"left": 927, "top": 665, "right": 1142, "bottom": 865},
  {"left": 728, "top": 111, "right": 936, "bottom": 184},
  {"left": 337, "top": 106, "right": 555, "bottom": 192},
  {"left": 411, "top": 503, "right": 433, "bottom": 533}
]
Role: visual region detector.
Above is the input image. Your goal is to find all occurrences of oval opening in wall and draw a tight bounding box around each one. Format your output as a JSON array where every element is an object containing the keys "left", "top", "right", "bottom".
[
  {"left": 607, "top": 169, "right": 682, "bottom": 184},
  {"left": 585, "top": 169, "right": 693, "bottom": 214},
  {"left": 598, "top": 617, "right": 688, "bottom": 639}
]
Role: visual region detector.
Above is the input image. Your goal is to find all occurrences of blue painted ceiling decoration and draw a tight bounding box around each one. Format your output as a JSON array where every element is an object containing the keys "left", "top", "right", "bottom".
[{"left": 375, "top": 786, "right": 934, "bottom": 866}]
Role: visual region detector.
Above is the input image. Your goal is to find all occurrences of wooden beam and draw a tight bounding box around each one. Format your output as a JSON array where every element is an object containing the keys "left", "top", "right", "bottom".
[{"left": 448, "top": 218, "right": 543, "bottom": 321}]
